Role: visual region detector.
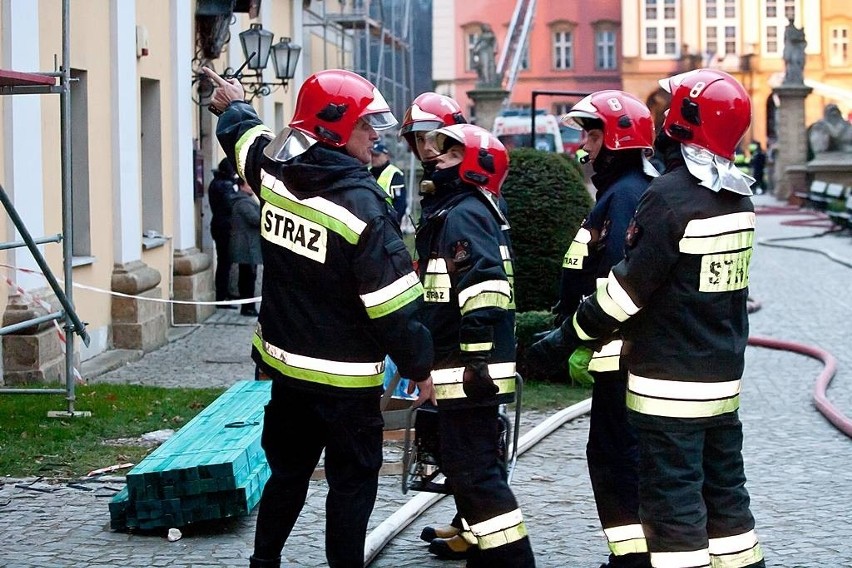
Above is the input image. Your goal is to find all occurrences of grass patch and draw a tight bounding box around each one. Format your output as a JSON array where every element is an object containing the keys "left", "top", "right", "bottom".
[
  {"left": 0, "top": 384, "right": 224, "bottom": 479},
  {"left": 515, "top": 380, "right": 591, "bottom": 411},
  {"left": 0, "top": 381, "right": 588, "bottom": 480}
]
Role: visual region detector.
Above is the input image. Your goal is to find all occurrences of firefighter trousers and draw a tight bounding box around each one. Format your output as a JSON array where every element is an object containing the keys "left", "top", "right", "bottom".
[
  {"left": 438, "top": 405, "right": 536, "bottom": 567},
  {"left": 587, "top": 370, "right": 650, "bottom": 567},
  {"left": 636, "top": 416, "right": 764, "bottom": 568},
  {"left": 253, "top": 379, "right": 384, "bottom": 567}
]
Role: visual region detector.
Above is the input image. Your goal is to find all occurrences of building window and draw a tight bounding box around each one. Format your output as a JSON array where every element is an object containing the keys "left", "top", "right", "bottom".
[
  {"left": 643, "top": 0, "right": 679, "bottom": 58},
  {"left": 69, "top": 69, "right": 91, "bottom": 258},
  {"left": 763, "top": 0, "right": 795, "bottom": 56},
  {"left": 596, "top": 29, "right": 617, "bottom": 70},
  {"left": 466, "top": 31, "right": 479, "bottom": 72},
  {"left": 704, "top": 0, "right": 737, "bottom": 58},
  {"left": 784, "top": 0, "right": 795, "bottom": 20},
  {"left": 706, "top": 26, "right": 718, "bottom": 56},
  {"left": 664, "top": 27, "right": 677, "bottom": 55},
  {"left": 646, "top": 0, "right": 657, "bottom": 19},
  {"left": 724, "top": 26, "right": 736, "bottom": 55},
  {"left": 140, "top": 78, "right": 163, "bottom": 239},
  {"left": 646, "top": 27, "right": 658, "bottom": 55},
  {"left": 830, "top": 26, "right": 849, "bottom": 67},
  {"left": 553, "top": 29, "right": 573, "bottom": 70}
]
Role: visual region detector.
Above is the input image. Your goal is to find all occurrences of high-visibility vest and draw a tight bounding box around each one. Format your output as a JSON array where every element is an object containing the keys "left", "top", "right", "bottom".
[{"left": 376, "top": 164, "right": 403, "bottom": 206}]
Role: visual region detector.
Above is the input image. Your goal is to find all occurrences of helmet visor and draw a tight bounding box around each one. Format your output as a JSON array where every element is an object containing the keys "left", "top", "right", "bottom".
[{"left": 362, "top": 111, "right": 398, "bottom": 131}]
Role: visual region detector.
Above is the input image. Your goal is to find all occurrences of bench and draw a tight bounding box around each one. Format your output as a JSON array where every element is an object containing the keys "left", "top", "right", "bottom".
[
  {"left": 110, "top": 380, "right": 270, "bottom": 531},
  {"left": 795, "top": 179, "right": 828, "bottom": 209},
  {"left": 827, "top": 190, "right": 852, "bottom": 230}
]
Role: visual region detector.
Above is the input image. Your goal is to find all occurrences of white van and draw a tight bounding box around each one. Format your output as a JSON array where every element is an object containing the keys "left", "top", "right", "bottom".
[{"left": 492, "top": 111, "right": 565, "bottom": 153}]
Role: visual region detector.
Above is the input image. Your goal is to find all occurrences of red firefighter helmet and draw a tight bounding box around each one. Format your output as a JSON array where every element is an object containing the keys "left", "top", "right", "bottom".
[
  {"left": 430, "top": 124, "right": 509, "bottom": 197},
  {"left": 400, "top": 92, "right": 467, "bottom": 158},
  {"left": 288, "top": 69, "right": 397, "bottom": 147},
  {"left": 563, "top": 90, "right": 655, "bottom": 151},
  {"left": 659, "top": 68, "right": 751, "bottom": 160}
]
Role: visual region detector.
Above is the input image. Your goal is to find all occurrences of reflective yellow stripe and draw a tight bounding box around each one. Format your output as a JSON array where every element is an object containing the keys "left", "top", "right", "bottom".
[
  {"left": 423, "top": 273, "right": 452, "bottom": 289},
  {"left": 604, "top": 523, "right": 648, "bottom": 555},
  {"left": 651, "top": 548, "right": 710, "bottom": 568},
  {"left": 253, "top": 333, "right": 384, "bottom": 388},
  {"left": 476, "top": 521, "right": 528, "bottom": 550},
  {"left": 588, "top": 338, "right": 622, "bottom": 372},
  {"left": 434, "top": 378, "right": 515, "bottom": 400},
  {"left": 709, "top": 531, "right": 763, "bottom": 568},
  {"left": 458, "top": 279, "right": 511, "bottom": 308},
  {"left": 376, "top": 165, "right": 402, "bottom": 205},
  {"left": 235, "top": 125, "right": 273, "bottom": 180},
  {"left": 680, "top": 230, "right": 754, "bottom": 255},
  {"left": 628, "top": 374, "right": 742, "bottom": 418},
  {"left": 563, "top": 227, "right": 592, "bottom": 269},
  {"left": 596, "top": 271, "right": 639, "bottom": 323},
  {"left": 627, "top": 391, "right": 740, "bottom": 418},
  {"left": 360, "top": 272, "right": 423, "bottom": 319},
  {"left": 629, "top": 374, "right": 741, "bottom": 400},
  {"left": 698, "top": 249, "right": 752, "bottom": 292},
  {"left": 460, "top": 342, "right": 493, "bottom": 352},
  {"left": 460, "top": 291, "right": 510, "bottom": 314},
  {"left": 682, "top": 212, "right": 755, "bottom": 238},
  {"left": 260, "top": 171, "right": 367, "bottom": 245},
  {"left": 432, "top": 362, "right": 515, "bottom": 384}
]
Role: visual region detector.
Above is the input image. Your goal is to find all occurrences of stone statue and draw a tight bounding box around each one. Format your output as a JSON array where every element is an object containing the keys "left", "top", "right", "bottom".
[
  {"left": 472, "top": 24, "right": 499, "bottom": 88},
  {"left": 782, "top": 17, "right": 807, "bottom": 85},
  {"left": 807, "top": 103, "right": 852, "bottom": 155}
]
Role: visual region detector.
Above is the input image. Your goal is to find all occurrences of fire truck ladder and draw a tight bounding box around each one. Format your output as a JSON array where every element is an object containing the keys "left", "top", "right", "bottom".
[{"left": 496, "top": 0, "right": 537, "bottom": 99}]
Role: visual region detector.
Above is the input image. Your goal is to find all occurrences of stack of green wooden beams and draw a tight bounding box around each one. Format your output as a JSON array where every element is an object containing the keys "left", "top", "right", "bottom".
[{"left": 109, "top": 380, "right": 271, "bottom": 531}]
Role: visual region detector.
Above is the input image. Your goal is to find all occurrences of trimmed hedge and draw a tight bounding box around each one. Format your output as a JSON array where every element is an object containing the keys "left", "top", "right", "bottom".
[{"left": 503, "top": 148, "right": 593, "bottom": 313}]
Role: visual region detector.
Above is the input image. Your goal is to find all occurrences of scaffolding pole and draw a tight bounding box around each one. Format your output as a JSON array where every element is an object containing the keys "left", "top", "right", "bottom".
[{"left": 0, "top": 0, "right": 90, "bottom": 417}]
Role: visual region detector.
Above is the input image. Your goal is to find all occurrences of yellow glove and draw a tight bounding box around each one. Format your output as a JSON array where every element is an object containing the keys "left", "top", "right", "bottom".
[{"left": 568, "top": 346, "right": 595, "bottom": 387}]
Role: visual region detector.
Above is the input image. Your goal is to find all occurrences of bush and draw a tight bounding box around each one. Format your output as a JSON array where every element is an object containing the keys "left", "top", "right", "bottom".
[
  {"left": 515, "top": 310, "right": 569, "bottom": 383},
  {"left": 502, "top": 148, "right": 592, "bottom": 312}
]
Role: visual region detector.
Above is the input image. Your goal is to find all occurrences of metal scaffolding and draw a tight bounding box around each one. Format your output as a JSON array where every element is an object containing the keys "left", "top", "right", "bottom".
[
  {"left": 323, "top": 0, "right": 414, "bottom": 124},
  {"left": 0, "top": 0, "right": 90, "bottom": 415}
]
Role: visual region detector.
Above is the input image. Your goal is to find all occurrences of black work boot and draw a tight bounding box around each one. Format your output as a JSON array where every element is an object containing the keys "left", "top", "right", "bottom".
[
  {"left": 420, "top": 523, "right": 461, "bottom": 543},
  {"left": 249, "top": 555, "right": 281, "bottom": 568},
  {"left": 428, "top": 534, "right": 474, "bottom": 560}
]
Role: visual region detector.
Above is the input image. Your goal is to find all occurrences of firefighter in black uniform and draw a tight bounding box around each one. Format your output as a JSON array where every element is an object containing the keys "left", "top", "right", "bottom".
[
  {"left": 399, "top": 91, "right": 476, "bottom": 560},
  {"left": 554, "top": 90, "right": 657, "bottom": 568},
  {"left": 203, "top": 67, "right": 436, "bottom": 568},
  {"left": 416, "top": 123, "right": 535, "bottom": 567},
  {"left": 529, "top": 69, "right": 765, "bottom": 568}
]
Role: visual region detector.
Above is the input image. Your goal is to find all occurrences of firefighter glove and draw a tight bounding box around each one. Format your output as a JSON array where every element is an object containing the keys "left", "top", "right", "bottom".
[
  {"left": 462, "top": 359, "right": 499, "bottom": 402},
  {"left": 568, "top": 346, "right": 595, "bottom": 387},
  {"left": 526, "top": 325, "right": 581, "bottom": 380}
]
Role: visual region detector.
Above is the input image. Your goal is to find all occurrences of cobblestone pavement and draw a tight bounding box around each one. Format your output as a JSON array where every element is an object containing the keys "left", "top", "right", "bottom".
[{"left": 1, "top": 195, "right": 850, "bottom": 567}]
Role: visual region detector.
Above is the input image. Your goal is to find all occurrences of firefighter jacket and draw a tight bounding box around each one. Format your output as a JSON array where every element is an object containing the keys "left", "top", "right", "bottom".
[
  {"left": 416, "top": 182, "right": 516, "bottom": 408},
  {"left": 558, "top": 166, "right": 654, "bottom": 373},
  {"left": 215, "top": 101, "right": 433, "bottom": 396},
  {"left": 570, "top": 161, "right": 755, "bottom": 430}
]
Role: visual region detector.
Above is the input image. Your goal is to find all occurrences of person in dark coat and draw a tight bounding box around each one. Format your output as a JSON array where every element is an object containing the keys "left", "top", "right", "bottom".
[
  {"left": 208, "top": 158, "right": 239, "bottom": 307},
  {"left": 230, "top": 178, "right": 262, "bottom": 317}
]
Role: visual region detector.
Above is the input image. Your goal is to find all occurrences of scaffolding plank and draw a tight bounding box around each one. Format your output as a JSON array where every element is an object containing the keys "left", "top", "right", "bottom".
[{"left": 0, "top": 69, "right": 56, "bottom": 87}]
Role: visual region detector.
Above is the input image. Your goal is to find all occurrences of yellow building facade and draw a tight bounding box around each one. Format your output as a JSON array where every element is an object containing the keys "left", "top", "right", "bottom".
[
  {"left": 620, "top": 0, "right": 852, "bottom": 149},
  {"left": 0, "top": 0, "right": 354, "bottom": 384}
]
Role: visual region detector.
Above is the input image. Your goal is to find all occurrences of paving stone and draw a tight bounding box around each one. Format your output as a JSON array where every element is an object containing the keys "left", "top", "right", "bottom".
[{"left": 1, "top": 195, "right": 850, "bottom": 567}]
